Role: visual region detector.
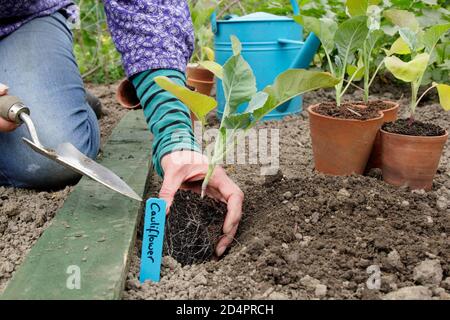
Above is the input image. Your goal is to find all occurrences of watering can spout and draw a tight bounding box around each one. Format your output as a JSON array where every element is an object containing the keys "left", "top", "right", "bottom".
[{"left": 290, "top": 33, "right": 321, "bottom": 69}]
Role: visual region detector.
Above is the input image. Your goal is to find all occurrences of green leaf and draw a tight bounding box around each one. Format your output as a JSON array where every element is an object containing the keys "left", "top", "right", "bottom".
[
  {"left": 384, "top": 53, "right": 430, "bottom": 83},
  {"left": 199, "top": 61, "right": 224, "bottom": 79},
  {"left": 398, "top": 28, "right": 420, "bottom": 52},
  {"left": 154, "top": 76, "right": 217, "bottom": 125},
  {"left": 191, "top": 0, "right": 217, "bottom": 29},
  {"left": 439, "top": 59, "right": 450, "bottom": 71},
  {"left": 423, "top": 23, "right": 450, "bottom": 54},
  {"left": 230, "top": 35, "right": 242, "bottom": 56},
  {"left": 335, "top": 16, "right": 369, "bottom": 71},
  {"left": 386, "top": 37, "right": 411, "bottom": 56},
  {"left": 346, "top": 0, "right": 368, "bottom": 17},
  {"left": 366, "top": 29, "right": 383, "bottom": 53},
  {"left": 245, "top": 92, "right": 270, "bottom": 113},
  {"left": 347, "top": 57, "right": 365, "bottom": 81},
  {"left": 294, "top": 15, "right": 337, "bottom": 55},
  {"left": 384, "top": 9, "right": 420, "bottom": 33},
  {"left": 367, "top": 5, "right": 382, "bottom": 31},
  {"left": 222, "top": 37, "right": 257, "bottom": 114},
  {"left": 436, "top": 83, "right": 450, "bottom": 111},
  {"left": 202, "top": 46, "right": 215, "bottom": 61},
  {"left": 223, "top": 113, "right": 252, "bottom": 130},
  {"left": 252, "top": 70, "right": 340, "bottom": 122}
]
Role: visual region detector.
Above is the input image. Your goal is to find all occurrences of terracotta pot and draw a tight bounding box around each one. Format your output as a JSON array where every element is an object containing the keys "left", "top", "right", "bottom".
[
  {"left": 116, "top": 78, "right": 198, "bottom": 128},
  {"left": 365, "top": 101, "right": 400, "bottom": 171},
  {"left": 186, "top": 64, "right": 214, "bottom": 96},
  {"left": 116, "top": 78, "right": 141, "bottom": 109},
  {"left": 308, "top": 104, "right": 384, "bottom": 176},
  {"left": 381, "top": 128, "right": 448, "bottom": 191}
]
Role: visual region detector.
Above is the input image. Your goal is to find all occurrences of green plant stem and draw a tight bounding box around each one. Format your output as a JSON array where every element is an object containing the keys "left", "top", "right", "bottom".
[
  {"left": 201, "top": 163, "right": 216, "bottom": 198},
  {"left": 364, "top": 68, "right": 370, "bottom": 104},
  {"left": 368, "top": 60, "right": 384, "bottom": 91},
  {"left": 335, "top": 83, "right": 342, "bottom": 106},
  {"left": 414, "top": 83, "right": 438, "bottom": 111},
  {"left": 340, "top": 66, "right": 363, "bottom": 100},
  {"left": 325, "top": 51, "right": 335, "bottom": 76},
  {"left": 410, "top": 82, "right": 420, "bottom": 119}
]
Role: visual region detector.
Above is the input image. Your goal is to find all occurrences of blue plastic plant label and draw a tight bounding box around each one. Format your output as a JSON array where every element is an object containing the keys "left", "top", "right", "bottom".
[{"left": 139, "top": 198, "right": 166, "bottom": 283}]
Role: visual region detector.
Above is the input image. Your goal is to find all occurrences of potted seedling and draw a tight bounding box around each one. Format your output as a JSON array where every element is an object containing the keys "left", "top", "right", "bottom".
[
  {"left": 186, "top": 0, "right": 218, "bottom": 96},
  {"left": 155, "top": 36, "right": 339, "bottom": 196},
  {"left": 294, "top": 13, "right": 386, "bottom": 176},
  {"left": 343, "top": 1, "right": 401, "bottom": 170},
  {"left": 381, "top": 12, "right": 450, "bottom": 190}
]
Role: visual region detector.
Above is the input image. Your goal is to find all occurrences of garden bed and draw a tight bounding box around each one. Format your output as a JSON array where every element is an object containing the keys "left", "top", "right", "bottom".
[
  {"left": 0, "top": 83, "right": 127, "bottom": 293},
  {"left": 1, "top": 81, "right": 448, "bottom": 299},
  {"left": 123, "top": 84, "right": 450, "bottom": 300}
]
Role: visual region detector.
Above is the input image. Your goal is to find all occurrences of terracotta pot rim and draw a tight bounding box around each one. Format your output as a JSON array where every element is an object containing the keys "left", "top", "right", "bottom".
[
  {"left": 187, "top": 63, "right": 212, "bottom": 72},
  {"left": 380, "top": 128, "right": 449, "bottom": 140},
  {"left": 187, "top": 78, "right": 215, "bottom": 85},
  {"left": 371, "top": 100, "right": 399, "bottom": 112},
  {"left": 116, "top": 78, "right": 141, "bottom": 109},
  {"left": 308, "top": 103, "right": 384, "bottom": 123}
]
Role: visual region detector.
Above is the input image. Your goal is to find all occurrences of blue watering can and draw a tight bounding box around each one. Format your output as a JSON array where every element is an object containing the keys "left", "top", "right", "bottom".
[{"left": 212, "top": 0, "right": 320, "bottom": 120}]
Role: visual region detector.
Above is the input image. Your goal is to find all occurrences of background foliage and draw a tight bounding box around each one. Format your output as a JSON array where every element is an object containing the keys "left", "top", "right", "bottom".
[{"left": 74, "top": 0, "right": 449, "bottom": 84}]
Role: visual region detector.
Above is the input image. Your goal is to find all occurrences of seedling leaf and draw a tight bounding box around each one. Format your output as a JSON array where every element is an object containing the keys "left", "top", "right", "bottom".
[
  {"left": 423, "top": 24, "right": 450, "bottom": 54},
  {"left": 230, "top": 35, "right": 242, "bottom": 56},
  {"left": 384, "top": 9, "right": 420, "bottom": 33},
  {"left": 294, "top": 15, "right": 337, "bottom": 55},
  {"left": 335, "top": 16, "right": 369, "bottom": 70},
  {"left": 154, "top": 76, "right": 217, "bottom": 125},
  {"left": 199, "top": 61, "right": 224, "bottom": 79},
  {"left": 386, "top": 37, "right": 411, "bottom": 56},
  {"left": 245, "top": 92, "right": 270, "bottom": 113},
  {"left": 222, "top": 44, "right": 257, "bottom": 114},
  {"left": 202, "top": 46, "right": 215, "bottom": 61},
  {"left": 436, "top": 83, "right": 450, "bottom": 111},
  {"left": 223, "top": 113, "right": 252, "bottom": 130},
  {"left": 346, "top": 0, "right": 368, "bottom": 17},
  {"left": 399, "top": 28, "right": 421, "bottom": 53},
  {"left": 384, "top": 53, "right": 430, "bottom": 83},
  {"left": 253, "top": 70, "right": 340, "bottom": 122}
]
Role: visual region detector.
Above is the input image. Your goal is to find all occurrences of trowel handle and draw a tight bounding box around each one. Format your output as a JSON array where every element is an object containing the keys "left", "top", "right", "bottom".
[{"left": 0, "top": 95, "right": 30, "bottom": 124}]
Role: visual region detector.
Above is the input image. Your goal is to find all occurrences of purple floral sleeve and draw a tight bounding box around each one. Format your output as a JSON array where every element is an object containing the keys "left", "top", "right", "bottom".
[{"left": 103, "top": 0, "right": 194, "bottom": 77}]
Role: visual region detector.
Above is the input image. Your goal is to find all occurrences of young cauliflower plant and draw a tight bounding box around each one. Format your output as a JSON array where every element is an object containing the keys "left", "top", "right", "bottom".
[
  {"left": 383, "top": 11, "right": 450, "bottom": 120},
  {"left": 155, "top": 36, "right": 339, "bottom": 197}
]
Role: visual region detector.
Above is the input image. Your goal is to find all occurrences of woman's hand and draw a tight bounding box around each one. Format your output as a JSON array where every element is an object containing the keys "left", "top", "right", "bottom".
[
  {"left": 0, "top": 84, "right": 19, "bottom": 133},
  {"left": 160, "top": 150, "right": 244, "bottom": 257}
]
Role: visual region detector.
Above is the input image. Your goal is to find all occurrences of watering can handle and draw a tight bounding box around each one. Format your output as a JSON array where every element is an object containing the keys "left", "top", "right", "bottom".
[
  {"left": 211, "top": 0, "right": 301, "bottom": 33},
  {"left": 291, "top": 0, "right": 300, "bottom": 15}
]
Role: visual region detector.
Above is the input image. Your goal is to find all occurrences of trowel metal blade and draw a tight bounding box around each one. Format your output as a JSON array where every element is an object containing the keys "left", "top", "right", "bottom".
[{"left": 23, "top": 138, "right": 143, "bottom": 201}]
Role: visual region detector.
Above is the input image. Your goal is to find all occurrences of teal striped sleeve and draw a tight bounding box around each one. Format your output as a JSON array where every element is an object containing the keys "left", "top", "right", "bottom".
[{"left": 131, "top": 69, "right": 201, "bottom": 177}]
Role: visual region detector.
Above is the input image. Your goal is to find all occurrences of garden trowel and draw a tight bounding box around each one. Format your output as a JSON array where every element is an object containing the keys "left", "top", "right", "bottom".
[{"left": 0, "top": 95, "right": 142, "bottom": 202}]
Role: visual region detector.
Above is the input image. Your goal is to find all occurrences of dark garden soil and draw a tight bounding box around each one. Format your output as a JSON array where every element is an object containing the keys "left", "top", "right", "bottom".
[
  {"left": 164, "top": 190, "right": 226, "bottom": 266},
  {"left": 314, "top": 102, "right": 382, "bottom": 120},
  {"left": 124, "top": 82, "right": 450, "bottom": 300},
  {"left": 367, "top": 100, "right": 397, "bottom": 112},
  {"left": 383, "top": 119, "right": 447, "bottom": 137},
  {"left": 0, "top": 83, "right": 127, "bottom": 293}
]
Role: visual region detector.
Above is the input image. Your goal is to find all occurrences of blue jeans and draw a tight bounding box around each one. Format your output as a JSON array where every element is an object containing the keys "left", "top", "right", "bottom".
[{"left": 0, "top": 12, "right": 100, "bottom": 189}]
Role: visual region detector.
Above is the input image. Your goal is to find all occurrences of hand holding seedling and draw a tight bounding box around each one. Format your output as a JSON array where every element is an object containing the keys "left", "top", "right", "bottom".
[
  {"left": 160, "top": 150, "right": 243, "bottom": 257},
  {"left": 155, "top": 36, "right": 338, "bottom": 196},
  {"left": 154, "top": 36, "right": 337, "bottom": 257},
  {"left": 0, "top": 83, "right": 19, "bottom": 133}
]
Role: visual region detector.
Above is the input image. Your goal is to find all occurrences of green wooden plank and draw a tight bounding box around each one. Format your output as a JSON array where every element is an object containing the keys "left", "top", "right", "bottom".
[{"left": 1, "top": 111, "right": 151, "bottom": 300}]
